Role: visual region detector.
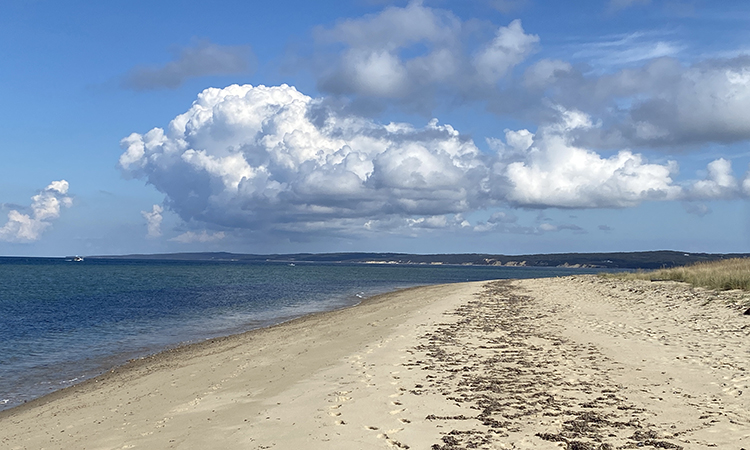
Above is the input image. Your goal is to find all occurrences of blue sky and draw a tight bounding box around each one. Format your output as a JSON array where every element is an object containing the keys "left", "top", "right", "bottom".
[{"left": 3, "top": 0, "right": 750, "bottom": 256}]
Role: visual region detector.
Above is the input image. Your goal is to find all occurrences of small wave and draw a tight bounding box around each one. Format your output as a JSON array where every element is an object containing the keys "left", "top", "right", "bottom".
[{"left": 59, "top": 377, "right": 80, "bottom": 384}]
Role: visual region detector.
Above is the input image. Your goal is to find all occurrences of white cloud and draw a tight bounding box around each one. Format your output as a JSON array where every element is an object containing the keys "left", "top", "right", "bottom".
[
  {"left": 119, "top": 84, "right": 487, "bottom": 239},
  {"left": 531, "top": 55, "right": 750, "bottom": 147},
  {"left": 489, "top": 211, "right": 518, "bottom": 224},
  {"left": 123, "top": 40, "right": 254, "bottom": 90},
  {"left": 628, "top": 57, "right": 750, "bottom": 145},
  {"left": 487, "top": 128, "right": 535, "bottom": 160},
  {"left": 523, "top": 59, "right": 573, "bottom": 89},
  {"left": 743, "top": 165, "right": 750, "bottom": 196},
  {"left": 473, "top": 210, "right": 527, "bottom": 233},
  {"left": 688, "top": 158, "right": 740, "bottom": 200},
  {"left": 307, "top": 3, "right": 750, "bottom": 155},
  {"left": 0, "top": 180, "right": 72, "bottom": 242},
  {"left": 315, "top": 1, "right": 461, "bottom": 100},
  {"left": 683, "top": 202, "right": 711, "bottom": 217},
  {"left": 313, "top": 3, "right": 537, "bottom": 107},
  {"left": 473, "top": 212, "right": 583, "bottom": 234},
  {"left": 506, "top": 130, "right": 534, "bottom": 153},
  {"left": 170, "top": 230, "right": 226, "bottom": 243},
  {"left": 360, "top": 214, "right": 471, "bottom": 236},
  {"left": 474, "top": 20, "right": 539, "bottom": 84},
  {"left": 498, "top": 113, "right": 750, "bottom": 207},
  {"left": 538, "top": 222, "right": 557, "bottom": 231},
  {"left": 338, "top": 50, "right": 410, "bottom": 98},
  {"left": 314, "top": 1, "right": 457, "bottom": 50},
  {"left": 538, "top": 222, "right": 585, "bottom": 233},
  {"left": 407, "top": 214, "right": 470, "bottom": 229},
  {"left": 570, "top": 32, "right": 681, "bottom": 70},
  {"left": 141, "top": 204, "right": 163, "bottom": 238},
  {"left": 498, "top": 107, "right": 683, "bottom": 208}
]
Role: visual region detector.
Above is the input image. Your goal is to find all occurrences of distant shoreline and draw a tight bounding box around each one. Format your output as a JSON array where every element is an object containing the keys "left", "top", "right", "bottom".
[{"left": 74, "top": 249, "right": 750, "bottom": 269}]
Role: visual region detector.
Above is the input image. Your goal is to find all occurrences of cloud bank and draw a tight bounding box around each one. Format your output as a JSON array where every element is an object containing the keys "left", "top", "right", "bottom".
[
  {"left": 313, "top": 2, "right": 538, "bottom": 111},
  {"left": 0, "top": 180, "right": 72, "bottom": 242},
  {"left": 518, "top": 55, "right": 750, "bottom": 148},
  {"left": 120, "top": 84, "right": 749, "bottom": 240},
  {"left": 309, "top": 3, "right": 750, "bottom": 153}
]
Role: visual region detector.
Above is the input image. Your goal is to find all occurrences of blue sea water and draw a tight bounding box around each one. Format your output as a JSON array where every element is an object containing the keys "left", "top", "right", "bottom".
[{"left": 0, "top": 257, "right": 608, "bottom": 411}]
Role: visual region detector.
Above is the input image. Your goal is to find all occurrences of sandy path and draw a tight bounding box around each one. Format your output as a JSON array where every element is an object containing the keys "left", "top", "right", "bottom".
[{"left": 2, "top": 276, "right": 749, "bottom": 449}]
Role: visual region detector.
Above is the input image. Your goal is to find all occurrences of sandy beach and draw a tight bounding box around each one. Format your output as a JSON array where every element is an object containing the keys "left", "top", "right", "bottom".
[{"left": 2, "top": 276, "right": 749, "bottom": 449}]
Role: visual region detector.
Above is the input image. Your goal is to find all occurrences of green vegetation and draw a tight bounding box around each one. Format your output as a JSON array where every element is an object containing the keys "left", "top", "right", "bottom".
[{"left": 602, "top": 258, "right": 750, "bottom": 291}]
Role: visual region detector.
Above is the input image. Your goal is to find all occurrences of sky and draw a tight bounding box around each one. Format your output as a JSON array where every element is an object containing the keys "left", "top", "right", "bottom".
[{"left": 2, "top": 0, "right": 750, "bottom": 257}]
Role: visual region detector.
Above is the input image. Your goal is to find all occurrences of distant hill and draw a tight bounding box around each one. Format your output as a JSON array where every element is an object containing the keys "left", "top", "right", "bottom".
[{"left": 87, "top": 250, "right": 750, "bottom": 270}]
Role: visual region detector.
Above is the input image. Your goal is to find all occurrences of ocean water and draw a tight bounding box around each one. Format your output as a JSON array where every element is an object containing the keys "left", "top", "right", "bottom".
[{"left": 0, "top": 257, "right": 608, "bottom": 411}]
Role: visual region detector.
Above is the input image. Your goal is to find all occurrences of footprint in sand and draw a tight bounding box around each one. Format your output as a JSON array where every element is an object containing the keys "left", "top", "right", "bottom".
[
  {"left": 376, "top": 433, "right": 410, "bottom": 449},
  {"left": 330, "top": 391, "right": 352, "bottom": 403}
]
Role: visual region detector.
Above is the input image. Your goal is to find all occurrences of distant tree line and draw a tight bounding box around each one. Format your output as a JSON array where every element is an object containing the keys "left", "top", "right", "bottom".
[{"left": 90, "top": 250, "right": 750, "bottom": 270}]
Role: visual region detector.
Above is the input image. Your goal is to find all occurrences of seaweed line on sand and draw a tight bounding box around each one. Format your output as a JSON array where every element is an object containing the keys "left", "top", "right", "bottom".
[{"left": 407, "top": 280, "right": 685, "bottom": 450}]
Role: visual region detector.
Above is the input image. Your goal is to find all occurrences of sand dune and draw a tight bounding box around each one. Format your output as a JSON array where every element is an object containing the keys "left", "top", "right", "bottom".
[{"left": 2, "top": 276, "right": 749, "bottom": 449}]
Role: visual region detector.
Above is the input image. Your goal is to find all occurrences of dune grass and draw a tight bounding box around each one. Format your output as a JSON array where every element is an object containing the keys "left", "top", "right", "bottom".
[{"left": 602, "top": 258, "right": 750, "bottom": 291}]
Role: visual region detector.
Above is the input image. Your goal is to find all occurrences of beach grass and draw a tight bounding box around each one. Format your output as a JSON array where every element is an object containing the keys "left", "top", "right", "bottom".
[{"left": 601, "top": 257, "right": 750, "bottom": 291}]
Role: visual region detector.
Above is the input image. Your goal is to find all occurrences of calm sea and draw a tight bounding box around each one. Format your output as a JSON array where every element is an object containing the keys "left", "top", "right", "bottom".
[{"left": 0, "top": 257, "right": 608, "bottom": 411}]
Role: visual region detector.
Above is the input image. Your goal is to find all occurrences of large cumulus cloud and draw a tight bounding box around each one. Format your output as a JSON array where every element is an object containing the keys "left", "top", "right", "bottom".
[
  {"left": 493, "top": 108, "right": 682, "bottom": 208},
  {"left": 120, "top": 84, "right": 750, "bottom": 239},
  {"left": 119, "top": 84, "right": 488, "bottom": 237}
]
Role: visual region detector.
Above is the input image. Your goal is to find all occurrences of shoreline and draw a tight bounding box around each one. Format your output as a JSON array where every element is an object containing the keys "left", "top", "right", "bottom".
[
  {"left": 0, "top": 280, "right": 421, "bottom": 414},
  {"left": 0, "top": 283, "right": 428, "bottom": 418},
  {"left": 0, "top": 264, "right": 611, "bottom": 415},
  {"left": 3, "top": 276, "right": 749, "bottom": 449}
]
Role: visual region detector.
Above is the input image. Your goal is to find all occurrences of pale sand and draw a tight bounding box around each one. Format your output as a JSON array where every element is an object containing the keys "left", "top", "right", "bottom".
[{"left": 2, "top": 277, "right": 750, "bottom": 449}]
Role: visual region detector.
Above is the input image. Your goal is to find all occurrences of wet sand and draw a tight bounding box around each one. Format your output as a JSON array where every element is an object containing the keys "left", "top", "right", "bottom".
[{"left": 2, "top": 277, "right": 749, "bottom": 449}]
